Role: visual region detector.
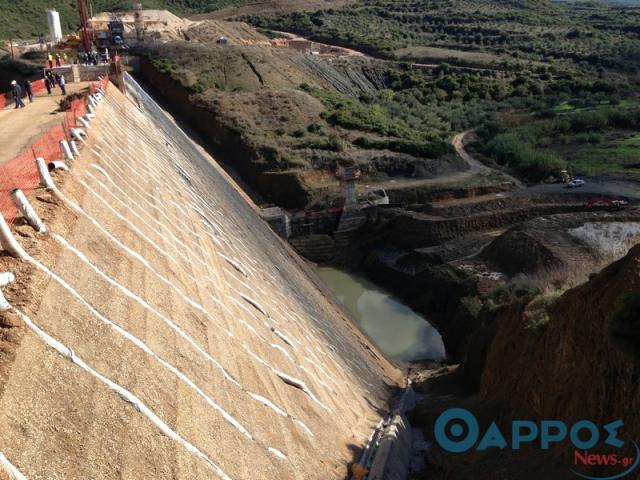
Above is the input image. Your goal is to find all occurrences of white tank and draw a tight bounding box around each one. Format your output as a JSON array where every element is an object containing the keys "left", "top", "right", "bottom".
[{"left": 47, "top": 9, "right": 63, "bottom": 44}]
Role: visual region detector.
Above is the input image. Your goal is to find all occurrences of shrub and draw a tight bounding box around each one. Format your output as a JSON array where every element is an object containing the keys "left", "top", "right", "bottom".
[
  {"left": 307, "top": 123, "right": 323, "bottom": 134},
  {"left": 608, "top": 292, "right": 640, "bottom": 360},
  {"left": 487, "top": 133, "right": 566, "bottom": 181},
  {"left": 354, "top": 136, "right": 452, "bottom": 158}
]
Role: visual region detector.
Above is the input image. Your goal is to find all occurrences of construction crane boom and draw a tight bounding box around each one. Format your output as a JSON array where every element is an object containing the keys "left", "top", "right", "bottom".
[{"left": 77, "top": 0, "right": 92, "bottom": 53}]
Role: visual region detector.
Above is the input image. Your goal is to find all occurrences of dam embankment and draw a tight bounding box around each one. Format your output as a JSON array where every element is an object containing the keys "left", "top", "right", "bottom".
[{"left": 0, "top": 73, "right": 403, "bottom": 479}]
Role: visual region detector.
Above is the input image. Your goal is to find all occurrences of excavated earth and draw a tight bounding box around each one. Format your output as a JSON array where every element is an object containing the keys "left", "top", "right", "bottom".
[{"left": 0, "top": 77, "right": 403, "bottom": 479}]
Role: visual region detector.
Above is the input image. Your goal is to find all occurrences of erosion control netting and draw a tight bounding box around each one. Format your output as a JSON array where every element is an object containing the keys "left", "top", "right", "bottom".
[
  {"left": 121, "top": 72, "right": 389, "bottom": 394},
  {"left": 0, "top": 76, "right": 109, "bottom": 224}
]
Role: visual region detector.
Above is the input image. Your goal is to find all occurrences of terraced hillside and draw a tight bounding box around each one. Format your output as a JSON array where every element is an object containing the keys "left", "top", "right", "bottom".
[{"left": 0, "top": 74, "right": 401, "bottom": 479}]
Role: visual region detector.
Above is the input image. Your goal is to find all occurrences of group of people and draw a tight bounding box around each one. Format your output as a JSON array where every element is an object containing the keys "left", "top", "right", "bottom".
[
  {"left": 10, "top": 80, "right": 32, "bottom": 109},
  {"left": 9, "top": 71, "right": 66, "bottom": 110},
  {"left": 46, "top": 52, "right": 67, "bottom": 68},
  {"left": 78, "top": 51, "right": 103, "bottom": 66},
  {"left": 44, "top": 71, "right": 67, "bottom": 96}
]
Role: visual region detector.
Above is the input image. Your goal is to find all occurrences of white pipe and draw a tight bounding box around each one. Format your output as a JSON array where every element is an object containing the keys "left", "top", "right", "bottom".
[
  {"left": 70, "top": 140, "right": 80, "bottom": 156},
  {"left": 0, "top": 213, "right": 28, "bottom": 260},
  {"left": 71, "top": 128, "right": 86, "bottom": 143},
  {"left": 77, "top": 117, "right": 91, "bottom": 129},
  {"left": 0, "top": 272, "right": 15, "bottom": 312},
  {"left": 0, "top": 452, "right": 26, "bottom": 480},
  {"left": 12, "top": 308, "right": 232, "bottom": 480},
  {"left": 48, "top": 161, "right": 70, "bottom": 172},
  {"left": 0, "top": 291, "right": 8, "bottom": 312},
  {"left": 36, "top": 157, "right": 56, "bottom": 190},
  {"left": 0, "top": 272, "right": 15, "bottom": 288},
  {"left": 10, "top": 189, "right": 46, "bottom": 233},
  {"left": 87, "top": 103, "right": 95, "bottom": 114},
  {"left": 60, "top": 139, "right": 73, "bottom": 160}
]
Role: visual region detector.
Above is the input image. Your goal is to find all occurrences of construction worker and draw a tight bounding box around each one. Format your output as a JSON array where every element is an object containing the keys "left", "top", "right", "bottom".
[
  {"left": 44, "top": 73, "right": 52, "bottom": 94},
  {"left": 55, "top": 53, "right": 61, "bottom": 67},
  {"left": 57, "top": 74, "right": 66, "bottom": 95},
  {"left": 10, "top": 81, "right": 25, "bottom": 109},
  {"left": 47, "top": 52, "right": 53, "bottom": 68},
  {"left": 63, "top": 52, "right": 68, "bottom": 64},
  {"left": 23, "top": 79, "right": 33, "bottom": 103}
]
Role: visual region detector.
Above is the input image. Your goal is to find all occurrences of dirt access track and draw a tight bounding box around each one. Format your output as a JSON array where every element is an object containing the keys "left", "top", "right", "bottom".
[
  {"left": 0, "top": 82, "right": 90, "bottom": 166},
  {"left": 0, "top": 75, "right": 402, "bottom": 479}
]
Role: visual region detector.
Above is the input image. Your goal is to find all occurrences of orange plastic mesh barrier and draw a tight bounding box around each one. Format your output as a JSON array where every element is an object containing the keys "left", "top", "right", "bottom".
[{"left": 0, "top": 76, "right": 109, "bottom": 224}]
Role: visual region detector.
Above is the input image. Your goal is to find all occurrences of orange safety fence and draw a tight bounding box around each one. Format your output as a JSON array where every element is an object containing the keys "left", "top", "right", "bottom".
[
  {"left": 0, "top": 76, "right": 109, "bottom": 225},
  {"left": 1, "top": 79, "right": 48, "bottom": 108}
]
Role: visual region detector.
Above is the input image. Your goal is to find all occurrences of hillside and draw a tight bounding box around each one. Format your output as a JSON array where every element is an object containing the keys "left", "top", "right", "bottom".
[
  {"left": 244, "top": 0, "right": 640, "bottom": 73},
  {"left": 0, "top": 0, "right": 349, "bottom": 40},
  {"left": 0, "top": 0, "right": 250, "bottom": 39}
]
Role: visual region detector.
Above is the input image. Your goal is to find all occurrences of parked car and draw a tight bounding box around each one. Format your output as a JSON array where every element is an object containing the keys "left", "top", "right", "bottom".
[{"left": 567, "top": 179, "right": 585, "bottom": 188}]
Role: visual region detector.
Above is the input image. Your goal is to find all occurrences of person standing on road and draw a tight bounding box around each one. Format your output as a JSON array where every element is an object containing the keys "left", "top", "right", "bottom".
[
  {"left": 10, "top": 81, "right": 25, "bottom": 109},
  {"left": 58, "top": 74, "right": 67, "bottom": 95},
  {"left": 44, "top": 73, "right": 52, "bottom": 94},
  {"left": 23, "top": 80, "right": 33, "bottom": 103}
]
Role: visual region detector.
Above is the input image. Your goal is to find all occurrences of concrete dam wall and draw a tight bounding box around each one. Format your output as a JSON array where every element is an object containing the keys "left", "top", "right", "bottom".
[{"left": 0, "top": 74, "right": 401, "bottom": 479}]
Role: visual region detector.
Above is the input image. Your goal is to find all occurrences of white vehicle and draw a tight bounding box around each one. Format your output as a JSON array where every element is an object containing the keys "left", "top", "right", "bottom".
[{"left": 567, "top": 179, "right": 585, "bottom": 188}]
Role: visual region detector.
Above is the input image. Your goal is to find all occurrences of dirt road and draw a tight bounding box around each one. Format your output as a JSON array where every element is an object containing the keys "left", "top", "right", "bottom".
[
  {"left": 0, "top": 82, "right": 89, "bottom": 166},
  {"left": 360, "top": 130, "right": 518, "bottom": 195}
]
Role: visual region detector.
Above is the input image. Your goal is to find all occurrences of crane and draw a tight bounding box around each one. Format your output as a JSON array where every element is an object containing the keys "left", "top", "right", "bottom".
[{"left": 77, "top": 0, "right": 93, "bottom": 53}]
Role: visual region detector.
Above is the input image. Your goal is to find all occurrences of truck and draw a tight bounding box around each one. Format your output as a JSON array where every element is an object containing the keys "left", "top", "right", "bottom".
[
  {"left": 108, "top": 19, "right": 124, "bottom": 46},
  {"left": 96, "top": 31, "right": 109, "bottom": 49}
]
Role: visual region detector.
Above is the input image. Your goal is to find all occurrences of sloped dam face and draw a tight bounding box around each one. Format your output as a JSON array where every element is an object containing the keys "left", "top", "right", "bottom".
[{"left": 0, "top": 74, "right": 401, "bottom": 479}]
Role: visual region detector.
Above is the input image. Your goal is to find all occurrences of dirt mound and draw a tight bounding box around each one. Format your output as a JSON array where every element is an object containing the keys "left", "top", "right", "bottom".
[
  {"left": 182, "top": 20, "right": 270, "bottom": 44},
  {"left": 480, "top": 226, "right": 562, "bottom": 277},
  {"left": 478, "top": 211, "right": 640, "bottom": 282},
  {"left": 475, "top": 243, "right": 640, "bottom": 476}
]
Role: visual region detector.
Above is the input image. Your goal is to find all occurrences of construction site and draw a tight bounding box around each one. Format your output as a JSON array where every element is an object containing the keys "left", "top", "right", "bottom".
[{"left": 1, "top": 2, "right": 640, "bottom": 480}]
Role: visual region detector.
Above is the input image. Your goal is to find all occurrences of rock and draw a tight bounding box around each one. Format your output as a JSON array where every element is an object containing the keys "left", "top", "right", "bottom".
[
  {"left": 0, "top": 311, "right": 22, "bottom": 328},
  {"left": 14, "top": 226, "right": 35, "bottom": 238}
]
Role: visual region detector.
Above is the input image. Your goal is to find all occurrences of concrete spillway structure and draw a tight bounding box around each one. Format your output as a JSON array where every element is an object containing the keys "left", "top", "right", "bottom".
[{"left": 0, "top": 74, "right": 401, "bottom": 479}]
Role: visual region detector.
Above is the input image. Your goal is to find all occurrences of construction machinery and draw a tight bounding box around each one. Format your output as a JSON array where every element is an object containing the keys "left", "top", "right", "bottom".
[
  {"left": 586, "top": 197, "right": 629, "bottom": 211},
  {"left": 77, "top": 0, "right": 93, "bottom": 53}
]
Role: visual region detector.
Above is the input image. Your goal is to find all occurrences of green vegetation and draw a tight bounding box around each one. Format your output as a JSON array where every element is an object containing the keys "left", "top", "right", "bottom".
[
  {"left": 608, "top": 291, "right": 640, "bottom": 360},
  {"left": 244, "top": 0, "right": 640, "bottom": 74},
  {"left": 0, "top": 0, "right": 256, "bottom": 39},
  {"left": 480, "top": 103, "right": 640, "bottom": 180},
  {"left": 524, "top": 289, "right": 564, "bottom": 330},
  {"left": 150, "top": 56, "right": 179, "bottom": 74},
  {"left": 135, "top": 0, "right": 640, "bottom": 191}
]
